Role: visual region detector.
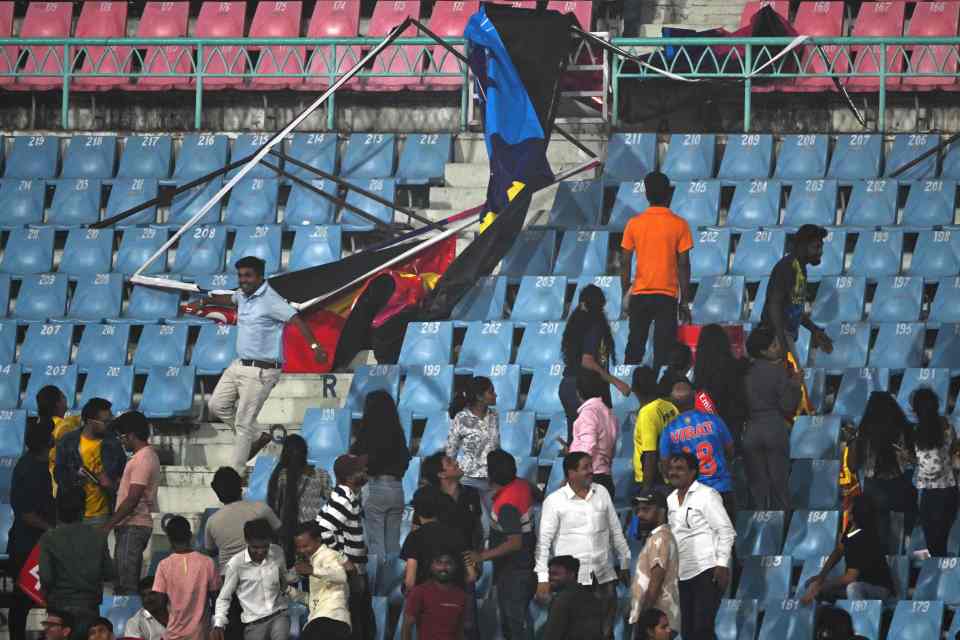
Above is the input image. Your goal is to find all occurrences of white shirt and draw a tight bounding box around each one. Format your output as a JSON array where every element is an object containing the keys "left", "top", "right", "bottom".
[
  {"left": 125, "top": 608, "right": 166, "bottom": 640},
  {"left": 535, "top": 483, "right": 631, "bottom": 585},
  {"left": 304, "top": 545, "right": 351, "bottom": 629},
  {"left": 213, "top": 544, "right": 289, "bottom": 627},
  {"left": 666, "top": 481, "right": 736, "bottom": 581}
]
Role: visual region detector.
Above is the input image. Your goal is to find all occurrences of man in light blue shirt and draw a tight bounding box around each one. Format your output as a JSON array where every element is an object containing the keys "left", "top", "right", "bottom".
[{"left": 205, "top": 256, "right": 325, "bottom": 471}]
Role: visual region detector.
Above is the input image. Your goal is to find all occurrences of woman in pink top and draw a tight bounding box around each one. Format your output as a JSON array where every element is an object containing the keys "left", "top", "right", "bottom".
[
  {"left": 152, "top": 516, "right": 220, "bottom": 640},
  {"left": 570, "top": 372, "right": 620, "bottom": 501}
]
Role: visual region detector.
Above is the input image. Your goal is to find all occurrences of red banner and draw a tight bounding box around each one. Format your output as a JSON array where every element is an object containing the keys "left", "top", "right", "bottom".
[{"left": 17, "top": 544, "right": 45, "bottom": 606}]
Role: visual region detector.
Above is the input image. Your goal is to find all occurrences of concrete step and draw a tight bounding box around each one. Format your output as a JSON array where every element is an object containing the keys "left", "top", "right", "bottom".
[
  {"left": 444, "top": 162, "right": 599, "bottom": 189},
  {"left": 454, "top": 133, "right": 607, "bottom": 165},
  {"left": 256, "top": 372, "right": 351, "bottom": 424}
]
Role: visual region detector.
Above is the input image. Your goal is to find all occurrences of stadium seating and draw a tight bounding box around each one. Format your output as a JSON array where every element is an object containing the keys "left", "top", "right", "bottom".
[
  {"left": 362, "top": 1, "right": 422, "bottom": 92},
  {"left": 1, "top": 228, "right": 54, "bottom": 276},
  {"left": 79, "top": 365, "right": 134, "bottom": 415},
  {"left": 832, "top": 368, "right": 890, "bottom": 420},
  {"left": 846, "top": 1, "right": 905, "bottom": 93},
  {"left": 807, "top": 228, "right": 846, "bottom": 281},
  {"left": 61, "top": 135, "right": 117, "bottom": 179},
  {"left": 133, "top": 324, "right": 188, "bottom": 373},
  {"left": 662, "top": 134, "right": 715, "bottom": 181},
  {"left": 670, "top": 180, "right": 721, "bottom": 227},
  {"left": 727, "top": 179, "right": 781, "bottom": 229},
  {"left": 897, "top": 368, "right": 950, "bottom": 419},
  {"left": 190, "top": 324, "right": 237, "bottom": 375},
  {"left": 887, "top": 600, "right": 944, "bottom": 640},
  {"left": 402, "top": 457, "right": 421, "bottom": 504},
  {"left": 76, "top": 324, "right": 130, "bottom": 373},
  {"left": 887, "top": 134, "right": 940, "bottom": 182},
  {"left": 302, "top": 407, "right": 352, "bottom": 464},
  {"left": 283, "top": 179, "right": 337, "bottom": 228},
  {"left": 715, "top": 599, "right": 759, "bottom": 640},
  {"left": 608, "top": 181, "right": 650, "bottom": 230},
  {"left": 398, "top": 365, "right": 453, "bottom": 419},
  {"left": 289, "top": 226, "right": 342, "bottom": 271},
  {"left": 139, "top": 365, "right": 196, "bottom": 418},
  {"left": 450, "top": 277, "right": 507, "bottom": 323},
  {"left": 7, "top": 135, "right": 58, "bottom": 179},
  {"left": 416, "top": 412, "right": 449, "bottom": 457},
  {"left": 718, "top": 134, "right": 772, "bottom": 181},
  {"left": 789, "top": 415, "right": 839, "bottom": 461},
  {"left": 14, "top": 274, "right": 68, "bottom": 322},
  {"left": 341, "top": 179, "right": 397, "bottom": 231},
  {"left": 539, "top": 414, "right": 568, "bottom": 464},
  {"left": 168, "top": 178, "right": 224, "bottom": 227},
  {"left": 795, "top": 556, "right": 846, "bottom": 599},
  {"left": 691, "top": 276, "right": 745, "bottom": 325},
  {"left": 849, "top": 228, "right": 903, "bottom": 279},
  {"left": 869, "top": 322, "right": 925, "bottom": 369},
  {"left": 903, "top": 0, "right": 960, "bottom": 91},
  {"left": 553, "top": 230, "right": 608, "bottom": 277},
  {"left": 735, "top": 511, "right": 785, "bottom": 558},
  {"left": 782, "top": 179, "right": 838, "bottom": 228},
  {"left": 396, "top": 134, "right": 452, "bottom": 186},
  {"left": 499, "top": 410, "right": 535, "bottom": 458},
  {"left": 785, "top": 0, "right": 846, "bottom": 93},
  {"left": 804, "top": 368, "right": 827, "bottom": 414},
  {"left": 116, "top": 227, "right": 168, "bottom": 275},
  {"left": 775, "top": 134, "right": 828, "bottom": 181},
  {"left": 812, "top": 322, "right": 869, "bottom": 371},
  {"left": 174, "top": 135, "right": 229, "bottom": 181},
  {"left": 67, "top": 273, "right": 124, "bottom": 323},
  {"left": 244, "top": 454, "right": 278, "bottom": 502},
  {"left": 341, "top": 133, "right": 395, "bottom": 179},
  {"left": 47, "top": 178, "right": 103, "bottom": 227},
  {"left": 689, "top": 228, "right": 731, "bottom": 280},
  {"left": 23, "top": 363, "right": 77, "bottom": 415},
  {"left": 836, "top": 599, "right": 882, "bottom": 640},
  {"left": 226, "top": 134, "right": 272, "bottom": 178},
  {"left": 0, "top": 179, "right": 45, "bottom": 227},
  {"left": 500, "top": 229, "right": 556, "bottom": 280},
  {"left": 902, "top": 180, "right": 956, "bottom": 229},
  {"left": 229, "top": 226, "right": 283, "bottom": 275},
  {"left": 189, "top": 2, "right": 247, "bottom": 90},
  {"left": 731, "top": 229, "right": 785, "bottom": 280},
  {"left": 224, "top": 178, "right": 280, "bottom": 227},
  {"left": 789, "top": 462, "right": 841, "bottom": 510},
  {"left": 415, "top": 0, "right": 476, "bottom": 90},
  {"left": 0, "top": 409, "right": 22, "bottom": 458},
  {"left": 301, "top": 0, "right": 362, "bottom": 91},
  {"left": 736, "top": 556, "right": 791, "bottom": 601},
  {"left": 398, "top": 322, "right": 453, "bottom": 368},
  {"left": 930, "top": 277, "right": 960, "bottom": 326},
  {"left": 869, "top": 276, "right": 923, "bottom": 324},
  {"left": 15, "top": 2, "right": 73, "bottom": 90},
  {"left": 931, "top": 324, "right": 960, "bottom": 375},
  {"left": 525, "top": 365, "right": 564, "bottom": 418},
  {"left": 907, "top": 229, "right": 960, "bottom": 281},
  {"left": 0, "top": 2, "right": 14, "bottom": 87},
  {"left": 810, "top": 276, "right": 866, "bottom": 324},
  {"left": 511, "top": 276, "right": 567, "bottom": 325},
  {"left": 603, "top": 134, "right": 656, "bottom": 188},
  {"left": 828, "top": 135, "right": 883, "bottom": 182},
  {"left": 130, "top": 2, "right": 192, "bottom": 91},
  {"left": 515, "top": 322, "right": 563, "bottom": 372},
  {"left": 843, "top": 179, "right": 897, "bottom": 228},
  {"left": 117, "top": 135, "right": 173, "bottom": 179},
  {"left": 783, "top": 509, "right": 840, "bottom": 563},
  {"left": 59, "top": 228, "right": 114, "bottom": 277},
  {"left": 105, "top": 178, "right": 158, "bottom": 227},
  {"left": 285, "top": 133, "right": 337, "bottom": 182},
  {"left": 247, "top": 0, "right": 305, "bottom": 90},
  {"left": 916, "top": 558, "right": 960, "bottom": 606},
  {"left": 547, "top": 181, "right": 603, "bottom": 228},
  {"left": 20, "top": 322, "right": 72, "bottom": 373},
  {"left": 0, "top": 364, "right": 20, "bottom": 410},
  {"left": 112, "top": 283, "right": 180, "bottom": 324},
  {"left": 195, "top": 273, "right": 237, "bottom": 292},
  {"left": 171, "top": 226, "right": 227, "bottom": 277},
  {"left": 0, "top": 321, "right": 14, "bottom": 364},
  {"left": 346, "top": 365, "right": 400, "bottom": 417},
  {"left": 570, "top": 276, "right": 621, "bottom": 321}
]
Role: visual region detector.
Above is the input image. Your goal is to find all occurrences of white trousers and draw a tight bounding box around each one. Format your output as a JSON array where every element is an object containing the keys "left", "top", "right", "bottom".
[{"left": 208, "top": 360, "right": 282, "bottom": 472}]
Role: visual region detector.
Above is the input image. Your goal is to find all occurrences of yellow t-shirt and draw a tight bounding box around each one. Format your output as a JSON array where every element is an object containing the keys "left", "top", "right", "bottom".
[
  {"left": 49, "top": 415, "right": 82, "bottom": 474},
  {"left": 79, "top": 434, "right": 109, "bottom": 518},
  {"left": 633, "top": 398, "right": 679, "bottom": 482}
]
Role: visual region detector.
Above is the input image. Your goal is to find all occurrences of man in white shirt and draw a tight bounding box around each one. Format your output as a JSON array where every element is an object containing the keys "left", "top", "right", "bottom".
[
  {"left": 535, "top": 452, "right": 631, "bottom": 639},
  {"left": 666, "top": 451, "right": 735, "bottom": 640},
  {"left": 294, "top": 521, "right": 353, "bottom": 640},
  {"left": 124, "top": 578, "right": 168, "bottom": 640},
  {"left": 211, "top": 519, "right": 290, "bottom": 640}
]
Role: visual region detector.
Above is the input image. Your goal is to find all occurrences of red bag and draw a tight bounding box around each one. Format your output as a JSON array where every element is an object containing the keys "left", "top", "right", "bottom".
[
  {"left": 675, "top": 324, "right": 746, "bottom": 363},
  {"left": 17, "top": 543, "right": 45, "bottom": 606}
]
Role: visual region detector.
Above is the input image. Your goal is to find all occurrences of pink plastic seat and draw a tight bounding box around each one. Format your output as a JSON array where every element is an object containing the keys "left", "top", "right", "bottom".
[
  {"left": 300, "top": 0, "right": 362, "bottom": 91},
  {"left": 182, "top": 2, "right": 248, "bottom": 89},
  {"left": 414, "top": 0, "right": 478, "bottom": 91},
  {"left": 904, "top": 1, "right": 960, "bottom": 91},
  {"left": 846, "top": 2, "right": 904, "bottom": 92},
  {"left": 15, "top": 2, "right": 74, "bottom": 90},
  {"left": 784, "top": 1, "right": 847, "bottom": 93},
  {"left": 246, "top": 1, "right": 305, "bottom": 89},
  {"left": 485, "top": 1, "right": 537, "bottom": 8},
  {"left": 361, "top": 0, "right": 422, "bottom": 91},
  {"left": 739, "top": 1, "right": 790, "bottom": 28},
  {"left": 129, "top": 2, "right": 191, "bottom": 91},
  {"left": 74, "top": 2, "right": 130, "bottom": 91},
  {"left": 0, "top": 2, "right": 15, "bottom": 87}
]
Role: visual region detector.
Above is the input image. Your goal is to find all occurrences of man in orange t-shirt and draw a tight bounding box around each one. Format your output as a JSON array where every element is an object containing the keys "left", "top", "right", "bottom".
[{"left": 620, "top": 172, "right": 693, "bottom": 369}]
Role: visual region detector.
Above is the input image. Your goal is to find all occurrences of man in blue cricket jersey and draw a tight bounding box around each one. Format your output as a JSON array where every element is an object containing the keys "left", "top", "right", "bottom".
[{"left": 659, "top": 378, "right": 736, "bottom": 522}]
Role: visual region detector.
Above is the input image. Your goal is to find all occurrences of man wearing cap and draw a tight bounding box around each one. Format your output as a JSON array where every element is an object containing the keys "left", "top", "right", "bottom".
[
  {"left": 629, "top": 490, "right": 679, "bottom": 634},
  {"left": 760, "top": 223, "right": 834, "bottom": 367},
  {"left": 102, "top": 412, "right": 161, "bottom": 595},
  {"left": 205, "top": 255, "right": 327, "bottom": 473}
]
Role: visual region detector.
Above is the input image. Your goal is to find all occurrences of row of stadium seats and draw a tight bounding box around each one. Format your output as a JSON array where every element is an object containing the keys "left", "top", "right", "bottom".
[{"left": 0, "top": 1, "right": 592, "bottom": 91}]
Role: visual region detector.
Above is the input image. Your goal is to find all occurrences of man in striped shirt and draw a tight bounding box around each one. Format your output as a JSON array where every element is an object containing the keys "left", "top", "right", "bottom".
[{"left": 317, "top": 455, "right": 371, "bottom": 640}]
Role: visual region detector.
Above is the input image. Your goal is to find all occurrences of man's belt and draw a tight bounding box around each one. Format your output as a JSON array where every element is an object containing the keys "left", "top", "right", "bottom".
[{"left": 240, "top": 359, "right": 281, "bottom": 369}]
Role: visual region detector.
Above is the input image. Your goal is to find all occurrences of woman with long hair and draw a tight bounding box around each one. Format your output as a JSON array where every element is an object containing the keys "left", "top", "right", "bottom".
[
  {"left": 634, "top": 608, "right": 672, "bottom": 640},
  {"left": 693, "top": 324, "right": 748, "bottom": 439},
  {"left": 266, "top": 434, "right": 332, "bottom": 566},
  {"left": 446, "top": 376, "right": 500, "bottom": 520},
  {"left": 912, "top": 388, "right": 958, "bottom": 557},
  {"left": 560, "top": 285, "right": 630, "bottom": 443},
  {"left": 352, "top": 389, "right": 411, "bottom": 557},
  {"left": 36, "top": 385, "right": 80, "bottom": 484}
]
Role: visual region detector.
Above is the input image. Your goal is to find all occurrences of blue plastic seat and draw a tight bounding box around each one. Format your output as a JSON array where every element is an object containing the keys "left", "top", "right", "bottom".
[
  {"left": 500, "top": 229, "right": 556, "bottom": 280},
  {"left": 835, "top": 600, "right": 882, "bottom": 640},
  {"left": 229, "top": 225, "right": 282, "bottom": 275},
  {"left": 547, "top": 181, "right": 602, "bottom": 228},
  {"left": 20, "top": 323, "right": 73, "bottom": 373},
  {"left": 76, "top": 324, "right": 129, "bottom": 372},
  {"left": 525, "top": 364, "right": 564, "bottom": 418},
  {"left": 516, "top": 321, "right": 562, "bottom": 372},
  {"left": 690, "top": 228, "right": 730, "bottom": 280},
  {"left": 113, "top": 283, "right": 180, "bottom": 323},
  {"left": 59, "top": 228, "right": 114, "bottom": 277},
  {"left": 451, "top": 277, "right": 507, "bottom": 323},
  {"left": 669, "top": 179, "right": 721, "bottom": 228},
  {"left": 194, "top": 273, "right": 237, "bottom": 292},
  {"left": 908, "top": 228, "right": 960, "bottom": 281},
  {"left": 553, "top": 230, "right": 608, "bottom": 277},
  {"left": 0, "top": 364, "right": 21, "bottom": 410},
  {"left": 602, "top": 133, "right": 656, "bottom": 188},
  {"left": 7, "top": 135, "right": 59, "bottom": 179},
  {"left": 735, "top": 511, "right": 785, "bottom": 558},
  {"left": 402, "top": 457, "right": 421, "bottom": 505},
  {"left": 289, "top": 225, "right": 341, "bottom": 271},
  {"left": 715, "top": 599, "right": 759, "bottom": 640},
  {"left": 843, "top": 178, "right": 897, "bottom": 227},
  {"left": 285, "top": 133, "right": 337, "bottom": 182},
  {"left": 756, "top": 600, "right": 814, "bottom": 637},
  {"left": 608, "top": 181, "right": 650, "bottom": 230},
  {"left": 916, "top": 557, "right": 960, "bottom": 606},
  {"left": 804, "top": 368, "right": 827, "bottom": 413},
  {"left": 606, "top": 364, "right": 639, "bottom": 414},
  {"left": 398, "top": 322, "right": 453, "bottom": 367},
  {"left": 538, "top": 413, "right": 567, "bottom": 463},
  {"left": 0, "top": 179, "right": 45, "bottom": 227},
  {"left": 849, "top": 228, "right": 902, "bottom": 280},
  {"left": 118, "top": 135, "right": 172, "bottom": 179},
  {"left": 0, "top": 321, "right": 15, "bottom": 364},
  {"left": 749, "top": 278, "right": 770, "bottom": 323},
  {"left": 139, "top": 365, "right": 196, "bottom": 418},
  {"left": 173, "top": 134, "right": 229, "bottom": 180},
  {"left": 783, "top": 509, "right": 839, "bottom": 565},
  {"left": 341, "top": 133, "right": 395, "bottom": 178},
  {"left": 227, "top": 133, "right": 274, "bottom": 179},
  {"left": 832, "top": 368, "right": 889, "bottom": 419},
  {"left": 795, "top": 556, "right": 846, "bottom": 598},
  {"left": 807, "top": 228, "right": 846, "bottom": 282},
  {"left": 511, "top": 276, "right": 567, "bottom": 324},
  {"left": 790, "top": 415, "right": 840, "bottom": 460},
  {"left": 691, "top": 275, "right": 746, "bottom": 324},
  {"left": 869, "top": 322, "right": 925, "bottom": 369},
  {"left": 944, "top": 138, "right": 960, "bottom": 180},
  {"left": 886, "top": 600, "right": 943, "bottom": 640},
  {"left": 775, "top": 134, "right": 828, "bottom": 181},
  {"left": 902, "top": 179, "right": 956, "bottom": 229},
  {"left": 62, "top": 135, "right": 116, "bottom": 179},
  {"left": 813, "top": 322, "right": 869, "bottom": 371},
  {"left": 727, "top": 179, "right": 781, "bottom": 229},
  {"left": 662, "top": 133, "right": 715, "bottom": 181},
  {"left": 23, "top": 364, "right": 77, "bottom": 415},
  {"left": 47, "top": 178, "right": 102, "bottom": 227},
  {"left": 375, "top": 554, "right": 406, "bottom": 603},
  {"left": 609, "top": 457, "right": 634, "bottom": 507},
  {"left": 499, "top": 410, "right": 535, "bottom": 457},
  {"left": 133, "top": 324, "right": 188, "bottom": 373},
  {"left": 570, "top": 275, "right": 622, "bottom": 321},
  {"left": 346, "top": 365, "right": 400, "bottom": 417},
  {"left": 169, "top": 177, "right": 224, "bottom": 227},
  {"left": 885, "top": 133, "right": 940, "bottom": 181},
  {"left": 719, "top": 133, "right": 773, "bottom": 181},
  {"left": 396, "top": 133, "right": 452, "bottom": 186},
  {"left": 283, "top": 179, "right": 336, "bottom": 228},
  {"left": 79, "top": 365, "right": 133, "bottom": 414},
  {"left": 302, "top": 407, "right": 352, "bottom": 463},
  {"left": 827, "top": 134, "right": 882, "bottom": 181},
  {"left": 458, "top": 320, "right": 513, "bottom": 373},
  {"left": 1, "top": 227, "right": 54, "bottom": 275},
  {"left": 243, "top": 455, "right": 278, "bottom": 502},
  {"left": 0, "top": 456, "right": 15, "bottom": 496},
  {"left": 930, "top": 277, "right": 960, "bottom": 326},
  {"left": 0, "top": 409, "right": 24, "bottom": 459},
  {"left": 735, "top": 556, "right": 791, "bottom": 601},
  {"left": 171, "top": 225, "right": 226, "bottom": 277},
  {"left": 931, "top": 324, "right": 960, "bottom": 375},
  {"left": 398, "top": 364, "right": 454, "bottom": 419},
  {"left": 811, "top": 276, "right": 866, "bottom": 324},
  {"left": 869, "top": 276, "right": 922, "bottom": 323},
  {"left": 116, "top": 227, "right": 168, "bottom": 275},
  {"left": 341, "top": 178, "right": 395, "bottom": 231},
  {"left": 223, "top": 178, "right": 279, "bottom": 227},
  {"left": 897, "top": 368, "right": 949, "bottom": 419},
  {"left": 417, "top": 412, "right": 449, "bottom": 458},
  {"left": 100, "top": 595, "right": 144, "bottom": 639},
  {"left": 782, "top": 179, "right": 838, "bottom": 228},
  {"left": 731, "top": 229, "right": 785, "bottom": 280},
  {"left": 789, "top": 461, "right": 841, "bottom": 510},
  {"left": 66, "top": 273, "right": 123, "bottom": 323},
  {"left": 15, "top": 273, "right": 68, "bottom": 322},
  {"left": 190, "top": 324, "right": 237, "bottom": 375}
]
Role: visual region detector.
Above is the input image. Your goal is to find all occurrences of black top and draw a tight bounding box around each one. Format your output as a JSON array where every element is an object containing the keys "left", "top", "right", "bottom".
[
  {"left": 400, "top": 521, "right": 469, "bottom": 586},
  {"left": 351, "top": 422, "right": 410, "bottom": 479},
  {"left": 448, "top": 484, "right": 484, "bottom": 551},
  {"left": 760, "top": 255, "right": 807, "bottom": 341},
  {"left": 696, "top": 357, "right": 750, "bottom": 435},
  {"left": 843, "top": 527, "right": 894, "bottom": 591},
  {"left": 541, "top": 583, "right": 606, "bottom": 640},
  {"left": 562, "top": 322, "right": 610, "bottom": 378},
  {"left": 8, "top": 453, "right": 54, "bottom": 558}
]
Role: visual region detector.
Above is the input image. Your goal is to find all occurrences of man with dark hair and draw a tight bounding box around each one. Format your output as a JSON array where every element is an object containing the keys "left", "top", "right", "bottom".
[
  {"left": 620, "top": 171, "right": 694, "bottom": 369},
  {"left": 421, "top": 451, "right": 483, "bottom": 551},
  {"left": 38, "top": 385, "right": 80, "bottom": 486},
  {"left": 760, "top": 223, "right": 834, "bottom": 366},
  {"left": 86, "top": 617, "right": 113, "bottom": 640},
  {"left": 39, "top": 488, "right": 115, "bottom": 638},
  {"left": 153, "top": 516, "right": 220, "bottom": 640},
  {"left": 43, "top": 609, "right": 75, "bottom": 640},
  {"left": 629, "top": 490, "right": 679, "bottom": 634},
  {"left": 631, "top": 366, "right": 678, "bottom": 491},
  {"left": 54, "top": 398, "right": 124, "bottom": 526},
  {"left": 666, "top": 451, "right": 735, "bottom": 640},
  {"left": 205, "top": 466, "right": 282, "bottom": 574},
  {"left": 402, "top": 486, "right": 474, "bottom": 590},
  {"left": 205, "top": 255, "right": 326, "bottom": 472},
  {"left": 103, "top": 411, "right": 160, "bottom": 594},
  {"left": 125, "top": 577, "right": 168, "bottom": 640},
  {"left": 294, "top": 521, "right": 352, "bottom": 640},
  {"left": 535, "top": 452, "right": 630, "bottom": 639},
  {"left": 541, "top": 555, "right": 605, "bottom": 640},
  {"left": 400, "top": 550, "right": 467, "bottom": 640}
]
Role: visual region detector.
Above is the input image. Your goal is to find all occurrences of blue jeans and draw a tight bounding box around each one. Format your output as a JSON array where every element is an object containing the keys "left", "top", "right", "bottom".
[
  {"left": 496, "top": 570, "right": 535, "bottom": 640},
  {"left": 363, "top": 476, "right": 404, "bottom": 557}
]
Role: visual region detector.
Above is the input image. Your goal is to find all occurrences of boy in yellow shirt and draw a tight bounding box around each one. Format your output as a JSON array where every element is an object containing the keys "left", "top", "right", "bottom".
[{"left": 631, "top": 367, "right": 678, "bottom": 491}]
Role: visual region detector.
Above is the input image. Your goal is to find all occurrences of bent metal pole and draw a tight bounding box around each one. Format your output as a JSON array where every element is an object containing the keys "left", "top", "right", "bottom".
[{"left": 131, "top": 17, "right": 416, "bottom": 278}]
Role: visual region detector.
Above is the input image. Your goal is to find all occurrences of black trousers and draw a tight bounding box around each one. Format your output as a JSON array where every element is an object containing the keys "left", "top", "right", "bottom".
[
  {"left": 626, "top": 294, "right": 677, "bottom": 370},
  {"left": 8, "top": 550, "right": 34, "bottom": 640},
  {"left": 225, "top": 592, "right": 244, "bottom": 640},
  {"left": 593, "top": 473, "right": 616, "bottom": 503},
  {"left": 302, "top": 618, "right": 351, "bottom": 640},
  {"left": 919, "top": 486, "right": 959, "bottom": 557},
  {"left": 678, "top": 569, "right": 721, "bottom": 640}
]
